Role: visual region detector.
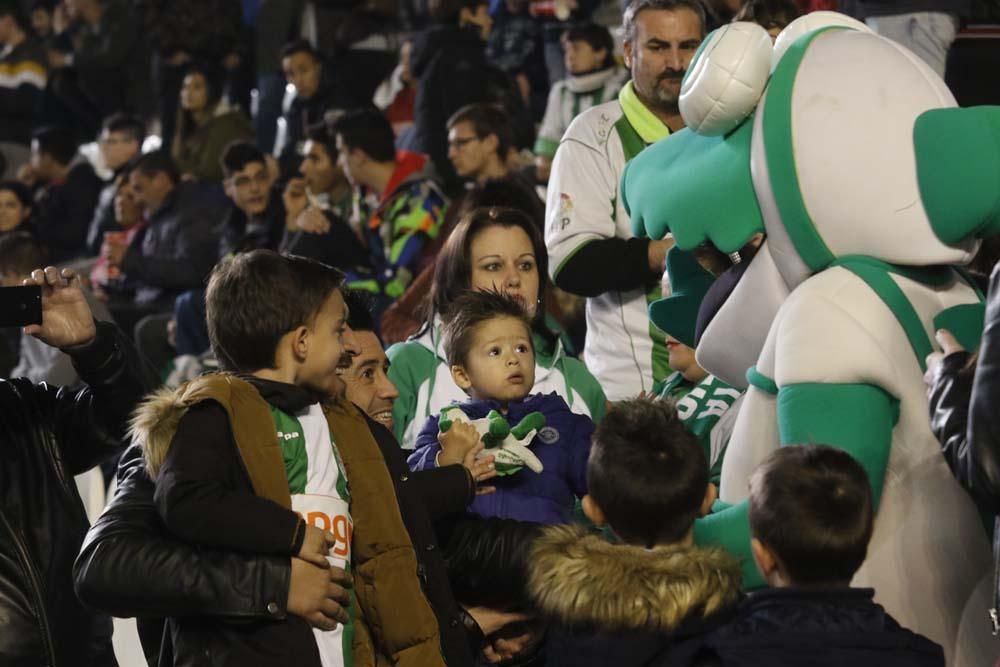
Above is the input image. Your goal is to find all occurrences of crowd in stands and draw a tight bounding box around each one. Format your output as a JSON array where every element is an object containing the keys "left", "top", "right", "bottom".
[{"left": 0, "top": 0, "right": 992, "bottom": 665}]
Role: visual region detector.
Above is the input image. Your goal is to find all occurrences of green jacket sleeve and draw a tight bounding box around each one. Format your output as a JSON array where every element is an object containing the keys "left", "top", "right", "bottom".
[
  {"left": 387, "top": 341, "right": 440, "bottom": 446},
  {"left": 561, "top": 357, "right": 608, "bottom": 423}
]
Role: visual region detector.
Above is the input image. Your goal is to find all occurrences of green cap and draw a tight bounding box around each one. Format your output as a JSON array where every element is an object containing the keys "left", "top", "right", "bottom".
[{"left": 649, "top": 247, "right": 716, "bottom": 348}]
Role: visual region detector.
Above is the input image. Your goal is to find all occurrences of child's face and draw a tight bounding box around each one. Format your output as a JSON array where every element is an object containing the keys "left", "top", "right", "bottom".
[
  {"left": 298, "top": 290, "right": 359, "bottom": 398},
  {"left": 563, "top": 40, "right": 606, "bottom": 76},
  {"left": 452, "top": 316, "right": 535, "bottom": 404}
]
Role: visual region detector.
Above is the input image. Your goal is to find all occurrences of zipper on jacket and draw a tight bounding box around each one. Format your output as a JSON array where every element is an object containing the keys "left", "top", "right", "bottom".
[{"left": 0, "top": 510, "right": 57, "bottom": 666}]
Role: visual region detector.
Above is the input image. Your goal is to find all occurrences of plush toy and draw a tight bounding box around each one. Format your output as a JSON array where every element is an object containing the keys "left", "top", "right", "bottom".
[
  {"left": 439, "top": 405, "right": 546, "bottom": 475},
  {"left": 621, "top": 13, "right": 998, "bottom": 665}
]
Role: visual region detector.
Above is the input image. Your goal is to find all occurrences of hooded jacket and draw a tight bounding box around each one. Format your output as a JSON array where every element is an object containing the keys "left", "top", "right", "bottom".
[
  {"left": 387, "top": 319, "right": 606, "bottom": 451},
  {"left": 409, "top": 392, "right": 593, "bottom": 525},
  {"left": 128, "top": 374, "right": 474, "bottom": 666},
  {"left": 528, "top": 525, "right": 742, "bottom": 667}
]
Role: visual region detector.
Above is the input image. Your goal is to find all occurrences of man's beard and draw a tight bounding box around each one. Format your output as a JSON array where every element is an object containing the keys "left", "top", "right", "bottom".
[{"left": 652, "top": 72, "right": 684, "bottom": 108}]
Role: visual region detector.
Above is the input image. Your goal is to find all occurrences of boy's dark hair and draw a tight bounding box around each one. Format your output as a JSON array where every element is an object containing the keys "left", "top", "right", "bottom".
[
  {"left": 0, "top": 232, "right": 48, "bottom": 278},
  {"left": 305, "top": 121, "right": 339, "bottom": 163},
  {"left": 0, "top": 180, "right": 33, "bottom": 209},
  {"left": 589, "top": 399, "right": 708, "bottom": 547},
  {"left": 101, "top": 113, "right": 145, "bottom": 144},
  {"left": 429, "top": 0, "right": 487, "bottom": 24},
  {"left": 280, "top": 38, "right": 321, "bottom": 62},
  {"left": 332, "top": 109, "right": 396, "bottom": 163},
  {"left": 562, "top": 23, "right": 616, "bottom": 69},
  {"left": 31, "top": 126, "right": 78, "bottom": 166},
  {"left": 447, "top": 104, "right": 512, "bottom": 160},
  {"left": 132, "top": 150, "right": 180, "bottom": 185},
  {"left": 220, "top": 141, "right": 266, "bottom": 179},
  {"left": 206, "top": 251, "right": 345, "bottom": 372},
  {"left": 733, "top": 0, "right": 801, "bottom": 30},
  {"left": 623, "top": 0, "right": 707, "bottom": 43},
  {"left": 749, "top": 445, "right": 874, "bottom": 585},
  {"left": 442, "top": 290, "right": 533, "bottom": 368},
  {"left": 344, "top": 288, "right": 377, "bottom": 335}
]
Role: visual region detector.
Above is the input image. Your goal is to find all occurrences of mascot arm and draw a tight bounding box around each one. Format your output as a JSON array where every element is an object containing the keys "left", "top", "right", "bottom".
[{"left": 695, "top": 383, "right": 895, "bottom": 589}]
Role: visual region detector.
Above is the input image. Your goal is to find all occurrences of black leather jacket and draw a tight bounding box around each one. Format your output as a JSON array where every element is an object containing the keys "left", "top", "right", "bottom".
[
  {"left": 0, "top": 322, "right": 152, "bottom": 666},
  {"left": 74, "top": 389, "right": 480, "bottom": 666},
  {"left": 928, "top": 264, "right": 1000, "bottom": 514}
]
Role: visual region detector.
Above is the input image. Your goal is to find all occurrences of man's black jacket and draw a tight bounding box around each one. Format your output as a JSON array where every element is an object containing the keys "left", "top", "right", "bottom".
[{"left": 0, "top": 321, "right": 154, "bottom": 666}]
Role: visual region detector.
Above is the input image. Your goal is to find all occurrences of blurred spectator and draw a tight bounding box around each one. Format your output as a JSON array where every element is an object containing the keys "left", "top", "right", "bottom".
[
  {"left": 534, "top": 23, "right": 626, "bottom": 181},
  {"left": 171, "top": 64, "right": 253, "bottom": 183},
  {"left": 732, "top": 0, "right": 801, "bottom": 38},
  {"left": 0, "top": 179, "right": 35, "bottom": 237},
  {"left": 373, "top": 38, "right": 418, "bottom": 138},
  {"left": 20, "top": 125, "right": 102, "bottom": 263},
  {"left": 87, "top": 114, "right": 146, "bottom": 256},
  {"left": 85, "top": 113, "right": 143, "bottom": 256},
  {"left": 280, "top": 122, "right": 370, "bottom": 272},
  {"left": 91, "top": 170, "right": 145, "bottom": 299},
  {"left": 274, "top": 40, "right": 370, "bottom": 178},
  {"left": 218, "top": 141, "right": 285, "bottom": 258},
  {"left": 447, "top": 103, "right": 521, "bottom": 187},
  {"left": 486, "top": 0, "right": 546, "bottom": 115},
  {"left": 860, "top": 0, "right": 969, "bottom": 78},
  {"left": 48, "top": 0, "right": 147, "bottom": 122},
  {"left": 29, "top": 0, "right": 53, "bottom": 41},
  {"left": 0, "top": 231, "right": 113, "bottom": 385},
  {"left": 0, "top": 1, "right": 47, "bottom": 179},
  {"left": 253, "top": 0, "right": 307, "bottom": 155},
  {"left": 333, "top": 108, "right": 447, "bottom": 315},
  {"left": 105, "top": 150, "right": 222, "bottom": 335},
  {"left": 138, "top": 0, "right": 245, "bottom": 148}
]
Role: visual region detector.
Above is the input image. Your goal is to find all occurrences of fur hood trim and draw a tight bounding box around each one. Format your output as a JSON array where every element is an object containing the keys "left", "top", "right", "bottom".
[
  {"left": 129, "top": 385, "right": 193, "bottom": 480},
  {"left": 528, "top": 524, "right": 741, "bottom": 632}
]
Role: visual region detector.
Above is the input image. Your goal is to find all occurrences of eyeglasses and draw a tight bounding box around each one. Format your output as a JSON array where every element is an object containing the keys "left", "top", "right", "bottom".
[
  {"left": 448, "top": 136, "right": 480, "bottom": 149},
  {"left": 231, "top": 171, "right": 270, "bottom": 188}
]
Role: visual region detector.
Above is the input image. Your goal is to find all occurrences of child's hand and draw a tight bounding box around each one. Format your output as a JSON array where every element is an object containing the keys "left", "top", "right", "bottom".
[
  {"left": 464, "top": 442, "right": 497, "bottom": 495},
  {"left": 438, "top": 420, "right": 481, "bottom": 467},
  {"left": 298, "top": 524, "right": 336, "bottom": 568}
]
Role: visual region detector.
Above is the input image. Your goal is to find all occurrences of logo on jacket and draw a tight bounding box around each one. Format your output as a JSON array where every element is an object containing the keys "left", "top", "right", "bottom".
[{"left": 537, "top": 426, "right": 560, "bottom": 444}]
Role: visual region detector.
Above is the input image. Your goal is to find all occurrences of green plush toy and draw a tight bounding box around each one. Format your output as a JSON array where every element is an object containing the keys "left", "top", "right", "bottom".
[{"left": 439, "top": 405, "right": 546, "bottom": 476}]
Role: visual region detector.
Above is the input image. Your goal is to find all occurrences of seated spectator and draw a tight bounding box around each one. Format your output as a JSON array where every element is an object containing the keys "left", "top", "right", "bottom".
[
  {"left": 30, "top": 1, "right": 53, "bottom": 42},
  {"left": 104, "top": 150, "right": 222, "bottom": 336},
  {"left": 0, "top": 179, "right": 35, "bottom": 237},
  {"left": 20, "top": 125, "right": 102, "bottom": 263},
  {"left": 280, "top": 123, "right": 370, "bottom": 272},
  {"left": 486, "top": 0, "right": 545, "bottom": 113},
  {"left": 171, "top": 63, "right": 254, "bottom": 183},
  {"left": 682, "top": 446, "right": 945, "bottom": 666},
  {"left": 373, "top": 38, "right": 417, "bottom": 138},
  {"left": 408, "top": 290, "right": 594, "bottom": 525},
  {"left": 85, "top": 113, "right": 144, "bottom": 256},
  {"left": 448, "top": 103, "right": 533, "bottom": 189},
  {"left": 47, "top": 0, "right": 146, "bottom": 121},
  {"left": 0, "top": 263, "right": 152, "bottom": 667},
  {"left": 0, "top": 1, "right": 47, "bottom": 178},
  {"left": 0, "top": 232, "right": 113, "bottom": 385},
  {"left": 274, "top": 40, "right": 366, "bottom": 178},
  {"left": 388, "top": 206, "right": 605, "bottom": 450},
  {"left": 528, "top": 399, "right": 738, "bottom": 666},
  {"left": 90, "top": 168, "right": 145, "bottom": 299},
  {"left": 333, "top": 109, "right": 447, "bottom": 314},
  {"left": 534, "top": 23, "right": 626, "bottom": 182},
  {"left": 732, "top": 0, "right": 801, "bottom": 39}
]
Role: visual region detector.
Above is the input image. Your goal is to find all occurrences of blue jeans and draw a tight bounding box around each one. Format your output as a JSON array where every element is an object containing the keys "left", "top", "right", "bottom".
[{"left": 174, "top": 288, "right": 210, "bottom": 357}]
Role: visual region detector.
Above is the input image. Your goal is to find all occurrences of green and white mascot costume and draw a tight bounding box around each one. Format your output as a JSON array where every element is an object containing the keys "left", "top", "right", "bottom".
[{"left": 621, "top": 12, "right": 1000, "bottom": 665}]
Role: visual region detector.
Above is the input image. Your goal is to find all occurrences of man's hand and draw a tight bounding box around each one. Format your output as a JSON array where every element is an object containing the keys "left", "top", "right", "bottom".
[
  {"left": 283, "top": 178, "right": 308, "bottom": 226},
  {"left": 16, "top": 164, "right": 37, "bottom": 187},
  {"left": 48, "top": 49, "right": 68, "bottom": 68},
  {"left": 296, "top": 207, "right": 331, "bottom": 235},
  {"left": 924, "top": 329, "right": 967, "bottom": 387},
  {"left": 297, "top": 524, "right": 336, "bottom": 568},
  {"left": 464, "top": 442, "right": 497, "bottom": 495},
  {"left": 23, "top": 267, "right": 96, "bottom": 348},
  {"left": 287, "top": 557, "right": 352, "bottom": 631},
  {"left": 438, "top": 421, "right": 481, "bottom": 467},
  {"left": 101, "top": 233, "right": 128, "bottom": 267},
  {"left": 647, "top": 238, "right": 675, "bottom": 275}
]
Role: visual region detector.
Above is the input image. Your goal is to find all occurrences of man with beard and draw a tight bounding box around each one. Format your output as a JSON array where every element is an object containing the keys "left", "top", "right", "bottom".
[{"left": 544, "top": 0, "right": 704, "bottom": 401}]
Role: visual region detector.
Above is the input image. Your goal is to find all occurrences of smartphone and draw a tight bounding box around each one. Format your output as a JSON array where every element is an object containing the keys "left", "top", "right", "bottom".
[{"left": 0, "top": 286, "right": 42, "bottom": 327}]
